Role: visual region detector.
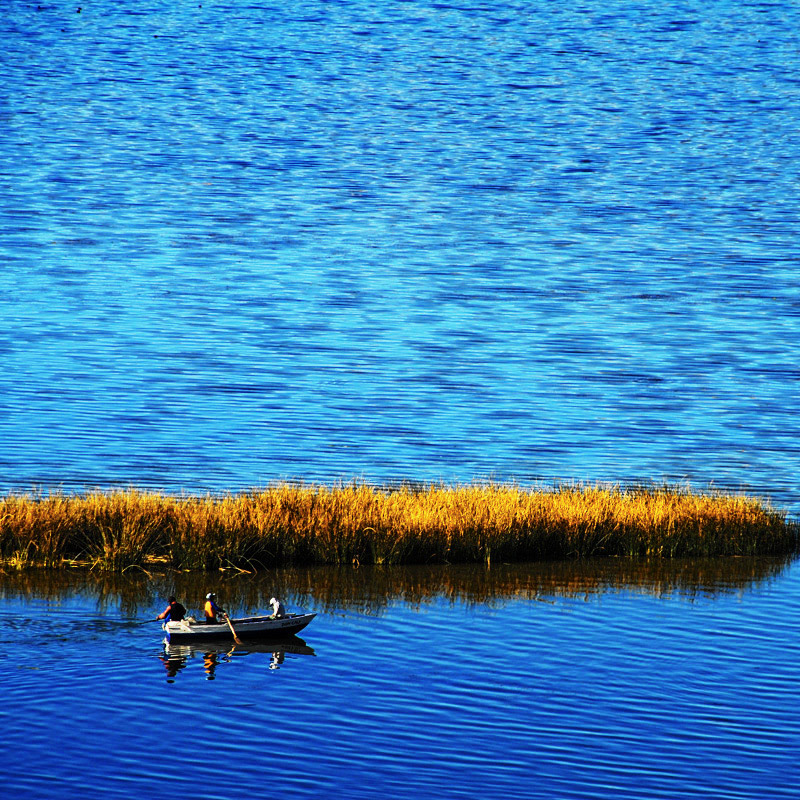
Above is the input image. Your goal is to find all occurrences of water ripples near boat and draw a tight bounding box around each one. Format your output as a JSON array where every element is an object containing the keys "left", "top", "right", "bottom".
[{"left": 3, "top": 560, "right": 800, "bottom": 798}]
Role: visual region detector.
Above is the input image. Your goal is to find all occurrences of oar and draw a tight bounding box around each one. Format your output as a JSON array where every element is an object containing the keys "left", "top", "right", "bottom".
[{"left": 224, "top": 614, "right": 243, "bottom": 644}]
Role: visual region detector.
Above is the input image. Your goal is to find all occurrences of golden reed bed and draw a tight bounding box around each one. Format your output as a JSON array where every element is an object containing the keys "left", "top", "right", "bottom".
[{"left": 0, "top": 484, "right": 796, "bottom": 572}]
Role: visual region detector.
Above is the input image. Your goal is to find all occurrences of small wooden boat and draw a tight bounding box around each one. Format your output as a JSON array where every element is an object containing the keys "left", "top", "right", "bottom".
[{"left": 162, "top": 612, "right": 316, "bottom": 642}]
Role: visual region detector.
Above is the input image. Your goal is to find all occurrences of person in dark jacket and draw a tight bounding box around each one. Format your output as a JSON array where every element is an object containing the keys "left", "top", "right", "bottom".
[{"left": 156, "top": 596, "right": 186, "bottom": 622}]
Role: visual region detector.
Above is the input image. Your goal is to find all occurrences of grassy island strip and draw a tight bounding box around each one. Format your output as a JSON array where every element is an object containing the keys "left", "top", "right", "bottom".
[{"left": 0, "top": 484, "right": 796, "bottom": 572}]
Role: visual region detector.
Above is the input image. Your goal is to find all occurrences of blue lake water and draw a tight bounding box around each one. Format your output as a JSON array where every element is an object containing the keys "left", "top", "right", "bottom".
[
  {"left": 2, "top": 560, "right": 800, "bottom": 799},
  {"left": 3, "top": 3, "right": 800, "bottom": 797},
  {"left": 2, "top": 0, "right": 800, "bottom": 514}
]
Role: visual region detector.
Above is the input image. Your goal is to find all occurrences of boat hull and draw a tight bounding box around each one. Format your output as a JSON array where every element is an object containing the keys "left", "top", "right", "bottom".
[{"left": 163, "top": 612, "right": 316, "bottom": 642}]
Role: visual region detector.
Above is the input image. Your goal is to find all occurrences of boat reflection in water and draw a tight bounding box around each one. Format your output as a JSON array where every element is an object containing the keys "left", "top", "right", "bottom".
[{"left": 158, "top": 636, "right": 315, "bottom": 682}]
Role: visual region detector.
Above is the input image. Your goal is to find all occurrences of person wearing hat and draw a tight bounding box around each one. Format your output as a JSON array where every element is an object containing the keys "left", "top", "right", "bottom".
[
  {"left": 203, "top": 592, "right": 226, "bottom": 624},
  {"left": 156, "top": 595, "right": 186, "bottom": 622},
  {"left": 269, "top": 597, "right": 286, "bottom": 619}
]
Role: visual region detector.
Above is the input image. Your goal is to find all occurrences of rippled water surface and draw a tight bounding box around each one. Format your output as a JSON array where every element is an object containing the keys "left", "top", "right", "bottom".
[
  {"left": 2, "top": 0, "right": 800, "bottom": 513},
  {"left": 3, "top": 5, "right": 800, "bottom": 795},
  {"left": 2, "top": 560, "right": 800, "bottom": 799}
]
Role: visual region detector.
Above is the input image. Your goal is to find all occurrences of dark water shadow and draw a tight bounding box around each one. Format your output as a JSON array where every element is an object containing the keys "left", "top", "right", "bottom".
[{"left": 0, "top": 555, "right": 793, "bottom": 617}]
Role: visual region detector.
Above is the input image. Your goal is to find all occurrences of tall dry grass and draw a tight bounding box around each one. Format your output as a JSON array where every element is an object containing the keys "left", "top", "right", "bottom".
[{"left": 0, "top": 484, "right": 795, "bottom": 571}]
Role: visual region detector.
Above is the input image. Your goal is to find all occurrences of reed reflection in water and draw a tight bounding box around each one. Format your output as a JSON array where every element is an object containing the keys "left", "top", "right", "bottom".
[
  {"left": 1, "top": 556, "right": 791, "bottom": 618},
  {"left": 3, "top": 557, "right": 800, "bottom": 799}
]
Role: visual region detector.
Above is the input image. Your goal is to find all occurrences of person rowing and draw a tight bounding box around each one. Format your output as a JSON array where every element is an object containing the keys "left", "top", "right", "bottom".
[
  {"left": 204, "top": 592, "right": 227, "bottom": 624},
  {"left": 156, "top": 595, "right": 186, "bottom": 622}
]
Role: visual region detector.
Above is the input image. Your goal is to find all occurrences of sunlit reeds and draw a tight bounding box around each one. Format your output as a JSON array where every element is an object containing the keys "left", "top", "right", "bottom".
[{"left": 0, "top": 484, "right": 796, "bottom": 572}]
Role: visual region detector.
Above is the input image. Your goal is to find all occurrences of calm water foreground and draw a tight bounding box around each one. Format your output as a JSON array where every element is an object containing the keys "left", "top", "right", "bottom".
[{"left": 2, "top": 558, "right": 799, "bottom": 800}]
